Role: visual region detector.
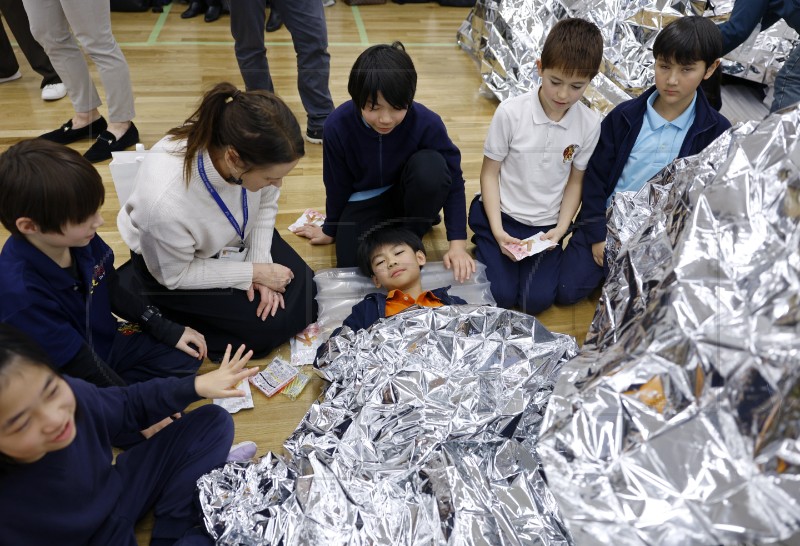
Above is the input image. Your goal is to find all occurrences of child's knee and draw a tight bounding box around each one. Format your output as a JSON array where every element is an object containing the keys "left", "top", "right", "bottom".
[
  {"left": 490, "top": 282, "right": 517, "bottom": 309},
  {"left": 522, "top": 286, "right": 556, "bottom": 315},
  {"left": 194, "top": 404, "right": 234, "bottom": 445}
]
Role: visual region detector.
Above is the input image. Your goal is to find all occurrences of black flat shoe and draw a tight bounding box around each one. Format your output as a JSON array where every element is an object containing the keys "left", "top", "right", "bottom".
[
  {"left": 83, "top": 122, "right": 140, "bottom": 163},
  {"left": 181, "top": 1, "right": 204, "bottom": 18},
  {"left": 204, "top": 5, "right": 221, "bottom": 22},
  {"left": 265, "top": 8, "right": 282, "bottom": 32},
  {"left": 39, "top": 117, "right": 108, "bottom": 145}
]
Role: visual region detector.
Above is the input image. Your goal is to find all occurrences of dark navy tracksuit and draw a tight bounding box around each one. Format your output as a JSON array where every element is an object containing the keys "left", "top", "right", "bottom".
[
  {"left": 0, "top": 376, "right": 232, "bottom": 545},
  {"left": 0, "top": 235, "right": 200, "bottom": 386}
]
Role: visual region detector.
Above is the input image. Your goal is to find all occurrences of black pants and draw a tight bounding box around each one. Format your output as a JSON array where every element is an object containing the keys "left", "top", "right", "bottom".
[
  {"left": 130, "top": 229, "right": 318, "bottom": 360},
  {"left": 334, "top": 149, "right": 452, "bottom": 267},
  {"left": 0, "top": 0, "right": 61, "bottom": 86}
]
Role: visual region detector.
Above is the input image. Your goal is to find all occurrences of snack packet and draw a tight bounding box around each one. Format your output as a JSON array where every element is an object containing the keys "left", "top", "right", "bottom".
[
  {"left": 282, "top": 371, "right": 312, "bottom": 401},
  {"left": 288, "top": 208, "right": 326, "bottom": 233},
  {"left": 502, "top": 231, "right": 557, "bottom": 261},
  {"left": 290, "top": 322, "right": 323, "bottom": 366},
  {"left": 250, "top": 357, "right": 297, "bottom": 397}
]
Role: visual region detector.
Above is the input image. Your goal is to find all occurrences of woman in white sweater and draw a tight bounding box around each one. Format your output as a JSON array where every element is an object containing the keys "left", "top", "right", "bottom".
[{"left": 118, "top": 82, "right": 316, "bottom": 359}]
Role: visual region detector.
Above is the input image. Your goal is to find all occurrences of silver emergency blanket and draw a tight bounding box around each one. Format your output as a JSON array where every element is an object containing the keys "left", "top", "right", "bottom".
[
  {"left": 537, "top": 104, "right": 800, "bottom": 543},
  {"left": 457, "top": 0, "right": 798, "bottom": 112},
  {"left": 199, "top": 305, "right": 579, "bottom": 544}
]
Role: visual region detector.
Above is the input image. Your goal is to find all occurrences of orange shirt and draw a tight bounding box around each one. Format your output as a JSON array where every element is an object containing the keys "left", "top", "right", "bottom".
[{"left": 385, "top": 289, "right": 443, "bottom": 317}]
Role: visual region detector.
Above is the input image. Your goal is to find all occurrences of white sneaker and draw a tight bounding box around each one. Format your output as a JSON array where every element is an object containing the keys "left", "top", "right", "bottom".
[
  {"left": 322, "top": 0, "right": 335, "bottom": 6},
  {"left": 226, "top": 441, "right": 258, "bottom": 462},
  {"left": 0, "top": 70, "right": 22, "bottom": 84},
  {"left": 41, "top": 82, "right": 67, "bottom": 101}
]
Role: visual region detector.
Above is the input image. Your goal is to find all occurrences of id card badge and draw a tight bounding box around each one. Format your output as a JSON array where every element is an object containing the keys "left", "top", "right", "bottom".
[{"left": 217, "top": 246, "right": 249, "bottom": 262}]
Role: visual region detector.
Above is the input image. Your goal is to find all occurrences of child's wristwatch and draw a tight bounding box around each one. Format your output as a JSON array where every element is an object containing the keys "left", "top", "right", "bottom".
[{"left": 140, "top": 305, "right": 162, "bottom": 324}]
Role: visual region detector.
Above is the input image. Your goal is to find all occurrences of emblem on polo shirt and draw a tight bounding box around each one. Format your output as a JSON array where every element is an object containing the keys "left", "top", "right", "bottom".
[{"left": 562, "top": 144, "right": 579, "bottom": 163}]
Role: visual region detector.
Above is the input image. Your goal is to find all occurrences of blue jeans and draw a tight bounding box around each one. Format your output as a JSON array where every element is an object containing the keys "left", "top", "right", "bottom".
[
  {"left": 229, "top": 0, "right": 334, "bottom": 131},
  {"left": 772, "top": 41, "right": 800, "bottom": 113}
]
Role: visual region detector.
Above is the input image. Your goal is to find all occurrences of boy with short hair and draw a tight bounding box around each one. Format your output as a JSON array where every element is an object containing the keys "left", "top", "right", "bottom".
[
  {"left": 557, "top": 16, "right": 732, "bottom": 305},
  {"left": 469, "top": 18, "right": 604, "bottom": 315},
  {"left": 294, "top": 41, "right": 476, "bottom": 285},
  {"left": 340, "top": 224, "right": 467, "bottom": 334},
  {"left": 0, "top": 139, "right": 205, "bottom": 387}
]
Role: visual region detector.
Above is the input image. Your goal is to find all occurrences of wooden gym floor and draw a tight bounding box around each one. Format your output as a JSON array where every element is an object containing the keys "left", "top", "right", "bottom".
[{"left": 0, "top": 3, "right": 598, "bottom": 542}]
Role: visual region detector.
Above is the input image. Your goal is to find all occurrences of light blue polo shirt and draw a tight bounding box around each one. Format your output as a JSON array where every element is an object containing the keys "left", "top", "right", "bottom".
[{"left": 608, "top": 90, "right": 697, "bottom": 206}]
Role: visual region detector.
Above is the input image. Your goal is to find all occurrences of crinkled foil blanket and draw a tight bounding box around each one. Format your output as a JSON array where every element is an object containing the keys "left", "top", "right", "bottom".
[
  {"left": 200, "top": 305, "right": 579, "bottom": 545},
  {"left": 537, "top": 105, "right": 800, "bottom": 543},
  {"left": 457, "top": 0, "right": 799, "bottom": 112}
]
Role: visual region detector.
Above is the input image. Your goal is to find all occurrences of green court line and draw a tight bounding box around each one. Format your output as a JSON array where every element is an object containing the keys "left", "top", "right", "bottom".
[
  {"left": 146, "top": 3, "right": 172, "bottom": 45},
  {"left": 351, "top": 6, "right": 369, "bottom": 45}
]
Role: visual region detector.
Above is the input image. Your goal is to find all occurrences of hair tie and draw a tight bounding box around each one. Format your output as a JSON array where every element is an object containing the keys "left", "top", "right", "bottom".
[{"left": 226, "top": 90, "right": 242, "bottom": 104}]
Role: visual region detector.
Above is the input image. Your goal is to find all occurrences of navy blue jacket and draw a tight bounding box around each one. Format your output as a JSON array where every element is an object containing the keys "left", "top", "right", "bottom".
[
  {"left": 576, "top": 86, "right": 731, "bottom": 244},
  {"left": 719, "top": 0, "right": 800, "bottom": 55},
  {"left": 321, "top": 100, "right": 467, "bottom": 241},
  {"left": 0, "top": 375, "right": 199, "bottom": 545},
  {"left": 0, "top": 235, "right": 182, "bottom": 369}
]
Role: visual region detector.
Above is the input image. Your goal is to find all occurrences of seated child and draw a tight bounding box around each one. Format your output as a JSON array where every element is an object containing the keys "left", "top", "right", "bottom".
[
  {"left": 294, "top": 41, "right": 476, "bottom": 284},
  {"left": 0, "top": 324, "right": 259, "bottom": 545},
  {"left": 469, "top": 18, "right": 604, "bottom": 314},
  {"left": 339, "top": 224, "right": 466, "bottom": 335},
  {"left": 557, "top": 16, "right": 732, "bottom": 304},
  {"left": 0, "top": 139, "right": 205, "bottom": 387}
]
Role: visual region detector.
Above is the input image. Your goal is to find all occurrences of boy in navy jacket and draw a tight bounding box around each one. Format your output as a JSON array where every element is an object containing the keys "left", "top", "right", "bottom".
[
  {"left": 294, "top": 41, "right": 476, "bottom": 285},
  {"left": 557, "top": 17, "right": 732, "bottom": 304},
  {"left": 0, "top": 140, "right": 205, "bottom": 387}
]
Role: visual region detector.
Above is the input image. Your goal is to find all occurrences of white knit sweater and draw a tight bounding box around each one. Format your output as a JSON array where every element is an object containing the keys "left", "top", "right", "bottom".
[{"left": 117, "top": 137, "right": 279, "bottom": 291}]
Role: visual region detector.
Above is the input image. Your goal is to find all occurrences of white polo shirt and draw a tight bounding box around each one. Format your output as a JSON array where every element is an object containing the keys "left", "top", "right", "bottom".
[{"left": 483, "top": 87, "right": 601, "bottom": 226}]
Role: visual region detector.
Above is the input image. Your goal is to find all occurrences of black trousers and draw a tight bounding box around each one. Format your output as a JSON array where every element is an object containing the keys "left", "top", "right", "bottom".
[
  {"left": 0, "top": 0, "right": 61, "bottom": 85},
  {"left": 130, "top": 229, "right": 318, "bottom": 360},
  {"left": 334, "top": 149, "right": 452, "bottom": 267}
]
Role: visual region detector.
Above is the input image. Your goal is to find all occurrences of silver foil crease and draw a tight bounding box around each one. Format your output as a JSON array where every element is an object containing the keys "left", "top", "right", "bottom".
[
  {"left": 199, "top": 305, "right": 579, "bottom": 545},
  {"left": 457, "top": 0, "right": 798, "bottom": 112},
  {"left": 538, "top": 105, "right": 800, "bottom": 543}
]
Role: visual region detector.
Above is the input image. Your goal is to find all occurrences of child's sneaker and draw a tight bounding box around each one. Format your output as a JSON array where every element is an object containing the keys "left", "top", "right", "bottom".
[
  {"left": 226, "top": 441, "right": 258, "bottom": 462},
  {"left": 304, "top": 127, "right": 323, "bottom": 144}
]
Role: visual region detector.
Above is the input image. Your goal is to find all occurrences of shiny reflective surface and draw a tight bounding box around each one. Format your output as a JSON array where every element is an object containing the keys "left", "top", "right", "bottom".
[
  {"left": 199, "top": 305, "right": 578, "bottom": 544},
  {"left": 538, "top": 105, "right": 800, "bottom": 544},
  {"left": 457, "top": 0, "right": 798, "bottom": 112}
]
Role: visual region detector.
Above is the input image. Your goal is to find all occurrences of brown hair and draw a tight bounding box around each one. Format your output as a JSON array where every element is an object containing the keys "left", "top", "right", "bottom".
[
  {"left": 167, "top": 82, "right": 305, "bottom": 183},
  {"left": 0, "top": 139, "right": 104, "bottom": 235},
  {"left": 540, "top": 18, "right": 604, "bottom": 79}
]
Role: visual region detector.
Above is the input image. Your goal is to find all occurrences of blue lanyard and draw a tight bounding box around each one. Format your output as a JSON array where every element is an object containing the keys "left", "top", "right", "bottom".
[{"left": 197, "top": 153, "right": 248, "bottom": 246}]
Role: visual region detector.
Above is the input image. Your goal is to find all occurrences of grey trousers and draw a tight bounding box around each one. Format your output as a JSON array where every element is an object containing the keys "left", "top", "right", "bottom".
[
  {"left": 22, "top": 0, "right": 135, "bottom": 122},
  {"left": 0, "top": 0, "right": 61, "bottom": 86},
  {"left": 229, "top": 0, "right": 334, "bottom": 132}
]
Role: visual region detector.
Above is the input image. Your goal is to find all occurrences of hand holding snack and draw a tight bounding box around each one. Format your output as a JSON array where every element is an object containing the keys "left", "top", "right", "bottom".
[{"left": 502, "top": 232, "right": 557, "bottom": 262}]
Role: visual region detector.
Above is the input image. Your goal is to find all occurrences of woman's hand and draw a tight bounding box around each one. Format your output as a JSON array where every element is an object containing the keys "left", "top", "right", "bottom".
[
  {"left": 175, "top": 326, "right": 207, "bottom": 360},
  {"left": 493, "top": 230, "right": 523, "bottom": 261},
  {"left": 252, "top": 263, "right": 294, "bottom": 293},
  {"left": 294, "top": 224, "right": 334, "bottom": 245},
  {"left": 246, "top": 282, "right": 285, "bottom": 320},
  {"left": 194, "top": 344, "right": 258, "bottom": 399},
  {"left": 443, "top": 240, "right": 476, "bottom": 283}
]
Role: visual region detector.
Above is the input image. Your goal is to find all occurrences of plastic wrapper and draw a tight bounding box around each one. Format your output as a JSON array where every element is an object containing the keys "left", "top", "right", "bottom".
[
  {"left": 199, "top": 305, "right": 579, "bottom": 545},
  {"left": 457, "top": 0, "right": 798, "bottom": 113},
  {"left": 538, "top": 105, "right": 800, "bottom": 543},
  {"left": 313, "top": 261, "right": 496, "bottom": 332}
]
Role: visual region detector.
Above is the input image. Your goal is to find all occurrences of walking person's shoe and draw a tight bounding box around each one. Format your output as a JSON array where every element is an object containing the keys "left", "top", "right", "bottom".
[
  {"left": 0, "top": 70, "right": 22, "bottom": 84},
  {"left": 83, "top": 122, "right": 140, "bottom": 163},
  {"left": 41, "top": 83, "right": 67, "bottom": 101},
  {"left": 305, "top": 127, "right": 323, "bottom": 144},
  {"left": 40, "top": 116, "right": 108, "bottom": 145}
]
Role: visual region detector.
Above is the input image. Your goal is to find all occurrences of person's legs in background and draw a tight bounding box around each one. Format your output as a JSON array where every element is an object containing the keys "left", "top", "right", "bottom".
[
  {"left": 556, "top": 227, "right": 605, "bottom": 305},
  {"left": 468, "top": 196, "right": 520, "bottom": 309},
  {"left": 272, "top": 0, "right": 333, "bottom": 143},
  {"left": 229, "top": 0, "right": 272, "bottom": 91},
  {"left": 0, "top": 0, "right": 66, "bottom": 100},
  {"left": 398, "top": 149, "right": 451, "bottom": 237},
  {"left": 771, "top": 43, "right": 800, "bottom": 113}
]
